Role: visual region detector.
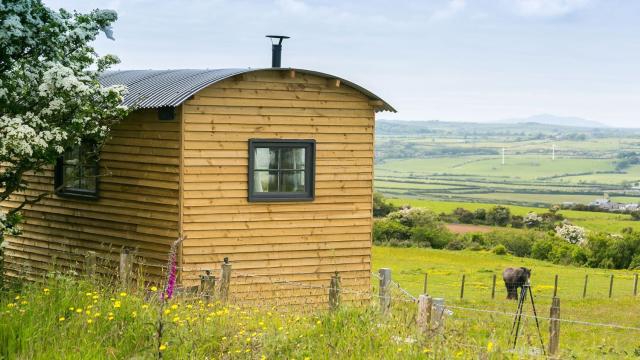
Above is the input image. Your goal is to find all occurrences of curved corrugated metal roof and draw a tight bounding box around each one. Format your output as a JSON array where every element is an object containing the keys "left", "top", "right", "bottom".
[{"left": 99, "top": 68, "right": 395, "bottom": 112}]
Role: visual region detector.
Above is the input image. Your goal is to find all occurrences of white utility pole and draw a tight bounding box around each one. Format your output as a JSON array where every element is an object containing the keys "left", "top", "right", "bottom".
[
  {"left": 502, "top": 148, "right": 505, "bottom": 165},
  {"left": 552, "top": 144, "right": 556, "bottom": 160}
]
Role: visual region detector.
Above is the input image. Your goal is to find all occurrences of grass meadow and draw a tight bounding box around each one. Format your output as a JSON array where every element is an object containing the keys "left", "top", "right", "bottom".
[
  {"left": 2, "top": 247, "right": 640, "bottom": 359},
  {"left": 372, "top": 247, "right": 640, "bottom": 359}
]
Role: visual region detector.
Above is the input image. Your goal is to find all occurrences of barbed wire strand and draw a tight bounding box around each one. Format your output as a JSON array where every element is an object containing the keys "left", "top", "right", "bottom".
[{"left": 445, "top": 304, "right": 640, "bottom": 331}]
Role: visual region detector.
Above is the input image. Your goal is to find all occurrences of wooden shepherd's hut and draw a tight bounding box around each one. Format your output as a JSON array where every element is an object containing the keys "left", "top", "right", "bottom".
[{"left": 1, "top": 47, "right": 395, "bottom": 304}]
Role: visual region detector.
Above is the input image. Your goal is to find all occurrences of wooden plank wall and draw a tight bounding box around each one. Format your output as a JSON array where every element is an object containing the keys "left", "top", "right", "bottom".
[
  {"left": 1, "top": 109, "right": 180, "bottom": 281},
  {"left": 180, "top": 71, "right": 376, "bottom": 305}
]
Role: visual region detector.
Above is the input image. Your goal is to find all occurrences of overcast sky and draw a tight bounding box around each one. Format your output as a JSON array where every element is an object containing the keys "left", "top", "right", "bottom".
[{"left": 46, "top": 0, "right": 640, "bottom": 127}]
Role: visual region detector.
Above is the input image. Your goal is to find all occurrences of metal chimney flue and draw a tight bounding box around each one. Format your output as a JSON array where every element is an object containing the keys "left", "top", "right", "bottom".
[{"left": 266, "top": 35, "right": 290, "bottom": 68}]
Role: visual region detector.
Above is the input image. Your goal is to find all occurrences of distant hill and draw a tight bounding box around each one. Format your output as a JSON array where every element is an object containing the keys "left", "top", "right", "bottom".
[{"left": 497, "top": 114, "right": 608, "bottom": 128}]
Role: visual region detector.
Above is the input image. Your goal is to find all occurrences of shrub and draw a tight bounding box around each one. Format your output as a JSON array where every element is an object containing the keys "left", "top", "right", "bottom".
[
  {"left": 387, "top": 207, "right": 439, "bottom": 228},
  {"left": 453, "top": 208, "right": 474, "bottom": 224},
  {"left": 446, "top": 239, "right": 466, "bottom": 250},
  {"left": 410, "top": 225, "right": 454, "bottom": 249},
  {"left": 372, "top": 219, "right": 410, "bottom": 244},
  {"left": 493, "top": 244, "right": 507, "bottom": 255},
  {"left": 555, "top": 223, "right": 586, "bottom": 245},
  {"left": 373, "top": 192, "right": 398, "bottom": 217},
  {"left": 511, "top": 215, "right": 524, "bottom": 229},
  {"left": 486, "top": 206, "right": 511, "bottom": 227},
  {"left": 473, "top": 208, "right": 487, "bottom": 223},
  {"left": 524, "top": 212, "right": 542, "bottom": 228},
  {"left": 531, "top": 238, "right": 553, "bottom": 260},
  {"left": 628, "top": 254, "right": 640, "bottom": 269}
]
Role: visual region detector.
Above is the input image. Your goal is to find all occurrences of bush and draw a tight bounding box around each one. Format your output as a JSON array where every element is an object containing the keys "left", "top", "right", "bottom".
[
  {"left": 453, "top": 208, "right": 474, "bottom": 224},
  {"left": 531, "top": 238, "right": 554, "bottom": 260},
  {"left": 373, "top": 192, "right": 398, "bottom": 217},
  {"left": 486, "top": 206, "right": 511, "bottom": 227},
  {"left": 473, "top": 208, "right": 487, "bottom": 223},
  {"left": 387, "top": 207, "right": 439, "bottom": 228},
  {"left": 372, "top": 219, "right": 410, "bottom": 244},
  {"left": 493, "top": 244, "right": 507, "bottom": 255},
  {"left": 511, "top": 215, "right": 524, "bottom": 229},
  {"left": 445, "top": 238, "right": 466, "bottom": 250},
  {"left": 410, "top": 225, "right": 454, "bottom": 249},
  {"left": 628, "top": 254, "right": 640, "bottom": 269}
]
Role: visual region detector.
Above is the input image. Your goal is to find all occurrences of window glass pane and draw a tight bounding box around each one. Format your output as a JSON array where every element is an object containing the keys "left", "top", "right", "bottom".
[
  {"left": 254, "top": 148, "right": 272, "bottom": 170},
  {"left": 280, "top": 148, "right": 305, "bottom": 170},
  {"left": 64, "top": 165, "right": 81, "bottom": 188},
  {"left": 280, "top": 171, "right": 305, "bottom": 192},
  {"left": 59, "top": 142, "right": 98, "bottom": 194},
  {"left": 253, "top": 170, "right": 280, "bottom": 193},
  {"left": 84, "top": 166, "right": 97, "bottom": 191}
]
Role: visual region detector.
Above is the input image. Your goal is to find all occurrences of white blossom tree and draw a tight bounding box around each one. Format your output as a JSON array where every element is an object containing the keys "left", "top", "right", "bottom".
[
  {"left": 555, "top": 222, "right": 587, "bottom": 245},
  {"left": 0, "top": 0, "right": 129, "bottom": 245}
]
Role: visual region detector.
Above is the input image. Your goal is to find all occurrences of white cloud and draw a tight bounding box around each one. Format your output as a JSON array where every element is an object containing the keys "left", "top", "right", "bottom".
[
  {"left": 431, "top": 0, "right": 466, "bottom": 21},
  {"left": 511, "top": 0, "right": 592, "bottom": 17}
]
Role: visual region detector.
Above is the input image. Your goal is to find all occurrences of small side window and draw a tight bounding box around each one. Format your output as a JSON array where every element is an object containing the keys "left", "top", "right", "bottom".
[
  {"left": 54, "top": 142, "right": 99, "bottom": 199},
  {"left": 248, "top": 139, "right": 315, "bottom": 202}
]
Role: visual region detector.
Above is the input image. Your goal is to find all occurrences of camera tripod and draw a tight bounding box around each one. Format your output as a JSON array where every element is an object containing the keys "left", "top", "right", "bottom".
[{"left": 510, "top": 280, "right": 546, "bottom": 355}]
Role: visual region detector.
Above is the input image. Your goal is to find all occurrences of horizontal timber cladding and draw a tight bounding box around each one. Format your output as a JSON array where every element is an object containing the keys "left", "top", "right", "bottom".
[
  {"left": 1, "top": 109, "right": 181, "bottom": 281},
  {"left": 180, "top": 70, "right": 375, "bottom": 305}
]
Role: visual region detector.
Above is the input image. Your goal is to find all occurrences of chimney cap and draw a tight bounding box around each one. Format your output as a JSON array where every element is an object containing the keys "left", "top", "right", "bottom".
[{"left": 266, "top": 35, "right": 290, "bottom": 45}]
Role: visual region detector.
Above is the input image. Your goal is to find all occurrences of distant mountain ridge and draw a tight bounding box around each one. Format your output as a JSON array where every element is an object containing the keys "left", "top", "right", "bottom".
[{"left": 496, "top": 114, "right": 608, "bottom": 128}]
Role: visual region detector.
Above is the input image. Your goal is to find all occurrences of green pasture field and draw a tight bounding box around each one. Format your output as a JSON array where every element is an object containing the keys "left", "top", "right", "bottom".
[
  {"left": 373, "top": 246, "right": 640, "bottom": 358},
  {"left": 377, "top": 156, "right": 616, "bottom": 181},
  {"left": 386, "top": 198, "right": 640, "bottom": 233}
]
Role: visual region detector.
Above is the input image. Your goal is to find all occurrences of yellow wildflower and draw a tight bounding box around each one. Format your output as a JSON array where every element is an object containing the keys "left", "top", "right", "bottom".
[
  {"left": 76, "top": 308, "right": 83, "bottom": 313},
  {"left": 170, "top": 304, "right": 178, "bottom": 310},
  {"left": 43, "top": 288, "right": 50, "bottom": 293},
  {"left": 113, "top": 301, "right": 121, "bottom": 308},
  {"left": 142, "top": 304, "right": 149, "bottom": 309},
  {"left": 14, "top": 295, "right": 20, "bottom": 300},
  {"left": 164, "top": 309, "right": 171, "bottom": 315},
  {"left": 119, "top": 292, "right": 127, "bottom": 297},
  {"left": 108, "top": 316, "right": 114, "bottom": 321},
  {"left": 150, "top": 286, "right": 158, "bottom": 292},
  {"left": 159, "top": 344, "right": 167, "bottom": 351},
  {"left": 131, "top": 311, "right": 137, "bottom": 318},
  {"left": 487, "top": 341, "right": 494, "bottom": 352},
  {"left": 87, "top": 319, "right": 93, "bottom": 324},
  {"left": 58, "top": 317, "right": 65, "bottom": 322}
]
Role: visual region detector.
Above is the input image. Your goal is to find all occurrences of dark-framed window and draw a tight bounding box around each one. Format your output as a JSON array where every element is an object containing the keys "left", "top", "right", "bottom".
[
  {"left": 248, "top": 139, "right": 315, "bottom": 202},
  {"left": 54, "top": 142, "right": 100, "bottom": 199}
]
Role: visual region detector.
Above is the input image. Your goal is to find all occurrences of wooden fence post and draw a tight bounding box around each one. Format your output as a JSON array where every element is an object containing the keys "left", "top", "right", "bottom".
[
  {"left": 200, "top": 270, "right": 216, "bottom": 302},
  {"left": 220, "top": 258, "right": 232, "bottom": 303},
  {"left": 85, "top": 251, "right": 97, "bottom": 277},
  {"left": 329, "top": 272, "right": 341, "bottom": 310},
  {"left": 553, "top": 274, "right": 558, "bottom": 297},
  {"left": 460, "top": 274, "right": 466, "bottom": 299},
  {"left": 379, "top": 268, "right": 391, "bottom": 314},
  {"left": 119, "top": 248, "right": 132, "bottom": 288},
  {"left": 417, "top": 294, "right": 432, "bottom": 333},
  {"left": 549, "top": 297, "right": 560, "bottom": 357},
  {"left": 491, "top": 274, "right": 497, "bottom": 299},
  {"left": 582, "top": 274, "right": 588, "bottom": 298},
  {"left": 609, "top": 274, "right": 614, "bottom": 298},
  {"left": 634, "top": 274, "right": 638, "bottom": 297},
  {"left": 423, "top": 272, "right": 428, "bottom": 295}
]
